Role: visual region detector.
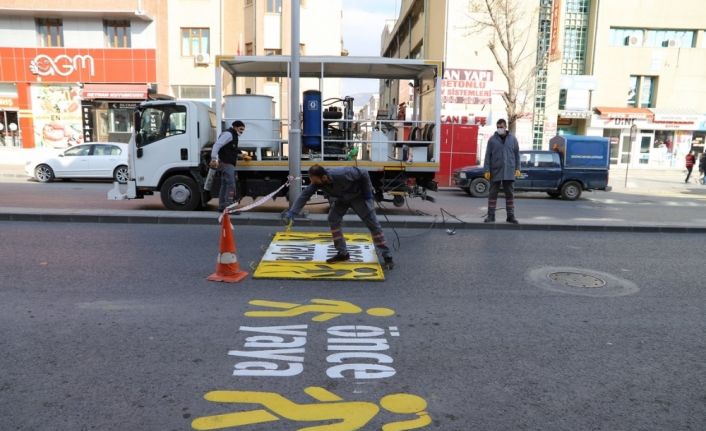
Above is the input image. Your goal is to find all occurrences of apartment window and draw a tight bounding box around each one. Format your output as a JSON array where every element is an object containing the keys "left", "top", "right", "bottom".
[
  {"left": 628, "top": 75, "right": 656, "bottom": 108},
  {"left": 104, "top": 20, "right": 131, "bottom": 48},
  {"left": 609, "top": 28, "right": 643, "bottom": 46},
  {"left": 181, "top": 28, "right": 210, "bottom": 56},
  {"left": 645, "top": 29, "right": 695, "bottom": 48},
  {"left": 267, "top": 0, "right": 282, "bottom": 13},
  {"left": 610, "top": 27, "right": 696, "bottom": 48},
  {"left": 265, "top": 49, "right": 282, "bottom": 82},
  {"left": 36, "top": 18, "right": 63, "bottom": 47}
]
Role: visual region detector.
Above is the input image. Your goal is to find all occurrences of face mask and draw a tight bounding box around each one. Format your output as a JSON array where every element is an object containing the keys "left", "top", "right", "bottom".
[{"left": 497, "top": 127, "right": 507, "bottom": 135}]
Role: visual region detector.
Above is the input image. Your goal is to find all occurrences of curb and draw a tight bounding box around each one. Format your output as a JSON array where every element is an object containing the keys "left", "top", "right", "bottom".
[{"left": 1, "top": 210, "right": 706, "bottom": 233}]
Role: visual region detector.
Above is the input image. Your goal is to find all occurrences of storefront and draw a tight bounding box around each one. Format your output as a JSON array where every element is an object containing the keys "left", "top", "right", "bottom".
[
  {"left": 81, "top": 84, "right": 149, "bottom": 143},
  {"left": 589, "top": 107, "right": 704, "bottom": 168},
  {"left": 0, "top": 47, "right": 155, "bottom": 149},
  {"left": 0, "top": 83, "right": 21, "bottom": 147}
]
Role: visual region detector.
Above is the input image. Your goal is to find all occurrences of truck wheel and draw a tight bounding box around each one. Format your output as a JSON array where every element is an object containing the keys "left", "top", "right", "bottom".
[
  {"left": 469, "top": 178, "right": 490, "bottom": 197},
  {"left": 561, "top": 181, "right": 582, "bottom": 200},
  {"left": 161, "top": 175, "right": 201, "bottom": 211},
  {"left": 547, "top": 191, "right": 561, "bottom": 198}
]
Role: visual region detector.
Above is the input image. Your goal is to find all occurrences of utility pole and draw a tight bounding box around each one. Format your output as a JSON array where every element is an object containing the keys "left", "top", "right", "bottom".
[{"left": 288, "top": 0, "right": 302, "bottom": 204}]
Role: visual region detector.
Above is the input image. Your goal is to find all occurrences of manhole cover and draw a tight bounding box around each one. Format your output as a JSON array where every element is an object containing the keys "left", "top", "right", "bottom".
[
  {"left": 527, "top": 266, "right": 639, "bottom": 297},
  {"left": 548, "top": 272, "right": 606, "bottom": 288}
]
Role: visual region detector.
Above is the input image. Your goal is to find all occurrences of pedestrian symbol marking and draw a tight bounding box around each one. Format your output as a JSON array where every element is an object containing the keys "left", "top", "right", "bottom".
[
  {"left": 191, "top": 387, "right": 431, "bottom": 430},
  {"left": 254, "top": 232, "right": 384, "bottom": 281},
  {"left": 245, "top": 299, "right": 395, "bottom": 322}
]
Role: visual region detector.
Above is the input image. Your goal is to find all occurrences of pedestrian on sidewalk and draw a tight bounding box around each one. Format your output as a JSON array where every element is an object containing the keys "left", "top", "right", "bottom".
[
  {"left": 283, "top": 164, "right": 394, "bottom": 269},
  {"left": 483, "top": 118, "right": 521, "bottom": 224},
  {"left": 698, "top": 152, "right": 706, "bottom": 185},
  {"left": 209, "top": 120, "right": 250, "bottom": 212},
  {"left": 685, "top": 150, "right": 696, "bottom": 183}
]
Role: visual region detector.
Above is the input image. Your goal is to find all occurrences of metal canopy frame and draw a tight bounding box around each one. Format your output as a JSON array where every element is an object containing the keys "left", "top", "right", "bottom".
[
  {"left": 216, "top": 55, "right": 440, "bottom": 80},
  {"left": 213, "top": 55, "right": 443, "bottom": 167}
]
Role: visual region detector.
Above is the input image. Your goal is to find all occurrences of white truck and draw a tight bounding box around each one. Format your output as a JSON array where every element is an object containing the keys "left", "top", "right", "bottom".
[{"left": 109, "top": 55, "right": 442, "bottom": 210}]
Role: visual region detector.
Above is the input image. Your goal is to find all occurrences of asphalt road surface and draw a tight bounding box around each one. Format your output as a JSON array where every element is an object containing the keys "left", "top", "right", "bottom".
[
  {"left": 3, "top": 180, "right": 706, "bottom": 227},
  {"left": 1, "top": 221, "right": 704, "bottom": 430}
]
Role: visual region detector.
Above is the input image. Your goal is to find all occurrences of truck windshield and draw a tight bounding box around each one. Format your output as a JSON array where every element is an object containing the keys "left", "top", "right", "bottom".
[{"left": 136, "top": 105, "right": 187, "bottom": 147}]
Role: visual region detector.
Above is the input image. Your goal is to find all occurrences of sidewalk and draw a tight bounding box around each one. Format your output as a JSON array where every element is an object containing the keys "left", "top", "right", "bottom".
[{"left": 3, "top": 148, "right": 706, "bottom": 232}]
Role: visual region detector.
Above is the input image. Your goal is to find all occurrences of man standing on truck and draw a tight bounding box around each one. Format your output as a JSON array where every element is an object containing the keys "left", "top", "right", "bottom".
[
  {"left": 283, "top": 165, "right": 394, "bottom": 270},
  {"left": 209, "top": 120, "right": 249, "bottom": 212},
  {"left": 483, "top": 118, "right": 521, "bottom": 224}
]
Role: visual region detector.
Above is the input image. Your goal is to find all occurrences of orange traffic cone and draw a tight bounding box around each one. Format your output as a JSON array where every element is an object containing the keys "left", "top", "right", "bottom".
[{"left": 207, "top": 212, "right": 248, "bottom": 283}]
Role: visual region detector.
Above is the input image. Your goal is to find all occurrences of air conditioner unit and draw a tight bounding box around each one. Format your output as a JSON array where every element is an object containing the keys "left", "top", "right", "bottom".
[
  {"left": 194, "top": 53, "right": 210, "bottom": 65},
  {"left": 662, "top": 39, "right": 679, "bottom": 48},
  {"left": 624, "top": 35, "right": 641, "bottom": 46}
]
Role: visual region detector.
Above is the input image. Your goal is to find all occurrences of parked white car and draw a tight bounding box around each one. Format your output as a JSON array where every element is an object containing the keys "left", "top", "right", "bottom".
[{"left": 25, "top": 142, "right": 129, "bottom": 183}]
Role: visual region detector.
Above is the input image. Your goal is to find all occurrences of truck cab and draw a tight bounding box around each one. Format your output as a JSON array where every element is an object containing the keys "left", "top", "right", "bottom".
[{"left": 109, "top": 100, "right": 216, "bottom": 210}]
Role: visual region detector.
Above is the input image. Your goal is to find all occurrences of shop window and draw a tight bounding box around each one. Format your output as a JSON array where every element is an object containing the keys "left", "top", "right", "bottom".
[
  {"left": 36, "top": 18, "right": 63, "bottom": 47},
  {"left": 105, "top": 20, "right": 131, "bottom": 48},
  {"left": 267, "top": 0, "right": 282, "bottom": 13},
  {"left": 109, "top": 109, "right": 132, "bottom": 133},
  {"left": 181, "top": 28, "right": 210, "bottom": 56},
  {"left": 654, "top": 130, "right": 674, "bottom": 152}
]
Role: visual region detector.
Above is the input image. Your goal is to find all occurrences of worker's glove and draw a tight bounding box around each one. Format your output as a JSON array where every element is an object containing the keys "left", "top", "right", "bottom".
[
  {"left": 281, "top": 210, "right": 294, "bottom": 226},
  {"left": 209, "top": 159, "right": 219, "bottom": 169},
  {"left": 515, "top": 169, "right": 522, "bottom": 178},
  {"left": 483, "top": 171, "right": 491, "bottom": 181}
]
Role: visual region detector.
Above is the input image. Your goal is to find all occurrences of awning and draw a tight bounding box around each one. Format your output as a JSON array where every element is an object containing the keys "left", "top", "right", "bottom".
[
  {"left": 595, "top": 107, "right": 653, "bottom": 120},
  {"left": 649, "top": 108, "right": 700, "bottom": 124},
  {"left": 82, "top": 84, "right": 148, "bottom": 100}
]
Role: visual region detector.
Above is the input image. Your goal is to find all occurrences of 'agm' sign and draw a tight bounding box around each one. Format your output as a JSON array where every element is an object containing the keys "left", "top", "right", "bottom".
[{"left": 29, "top": 54, "right": 95, "bottom": 77}]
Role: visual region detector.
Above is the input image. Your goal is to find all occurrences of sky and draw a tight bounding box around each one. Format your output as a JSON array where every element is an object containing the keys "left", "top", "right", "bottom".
[{"left": 340, "top": 0, "right": 400, "bottom": 107}]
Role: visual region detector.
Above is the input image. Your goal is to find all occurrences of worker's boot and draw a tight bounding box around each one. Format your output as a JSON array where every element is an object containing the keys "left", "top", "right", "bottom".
[
  {"left": 484, "top": 213, "right": 495, "bottom": 223},
  {"left": 506, "top": 215, "right": 519, "bottom": 224},
  {"left": 383, "top": 256, "right": 394, "bottom": 270},
  {"left": 326, "top": 252, "right": 351, "bottom": 264}
]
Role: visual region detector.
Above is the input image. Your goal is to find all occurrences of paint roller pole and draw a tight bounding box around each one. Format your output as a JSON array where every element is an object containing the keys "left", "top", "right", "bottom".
[{"left": 288, "top": 0, "right": 302, "bottom": 204}]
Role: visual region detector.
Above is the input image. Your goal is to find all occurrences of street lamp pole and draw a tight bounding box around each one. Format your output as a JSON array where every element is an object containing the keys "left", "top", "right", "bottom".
[
  {"left": 626, "top": 124, "right": 637, "bottom": 188},
  {"left": 288, "top": 0, "right": 302, "bottom": 204}
]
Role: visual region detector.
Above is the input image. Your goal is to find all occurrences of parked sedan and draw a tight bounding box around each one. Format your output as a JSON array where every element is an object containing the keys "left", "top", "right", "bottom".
[{"left": 25, "top": 142, "right": 129, "bottom": 183}]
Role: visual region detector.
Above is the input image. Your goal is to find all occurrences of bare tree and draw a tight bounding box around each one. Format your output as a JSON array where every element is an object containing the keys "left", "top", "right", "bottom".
[{"left": 464, "top": 0, "right": 537, "bottom": 133}]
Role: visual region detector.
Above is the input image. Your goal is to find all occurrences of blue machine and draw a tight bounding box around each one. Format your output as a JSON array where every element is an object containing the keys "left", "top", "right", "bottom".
[{"left": 302, "top": 90, "right": 322, "bottom": 150}]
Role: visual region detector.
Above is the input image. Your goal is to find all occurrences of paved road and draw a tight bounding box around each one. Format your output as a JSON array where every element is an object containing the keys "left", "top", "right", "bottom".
[
  {"left": 1, "top": 221, "right": 704, "bottom": 430},
  {"left": 3, "top": 177, "right": 706, "bottom": 227}
]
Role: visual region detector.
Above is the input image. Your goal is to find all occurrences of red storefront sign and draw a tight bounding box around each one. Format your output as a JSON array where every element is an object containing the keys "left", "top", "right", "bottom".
[{"left": 0, "top": 47, "right": 156, "bottom": 83}]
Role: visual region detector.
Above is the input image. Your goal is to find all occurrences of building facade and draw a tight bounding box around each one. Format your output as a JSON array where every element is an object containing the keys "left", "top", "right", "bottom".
[
  {"left": 0, "top": 0, "right": 345, "bottom": 150},
  {"left": 381, "top": 0, "right": 706, "bottom": 168},
  {"left": 0, "top": 0, "right": 167, "bottom": 148},
  {"left": 554, "top": 0, "right": 706, "bottom": 167}
]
